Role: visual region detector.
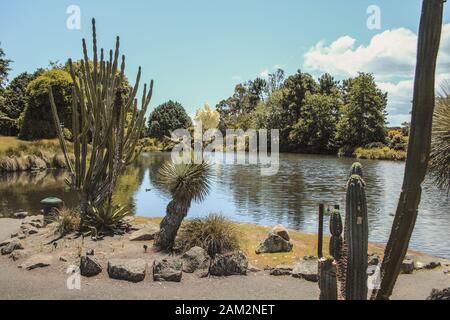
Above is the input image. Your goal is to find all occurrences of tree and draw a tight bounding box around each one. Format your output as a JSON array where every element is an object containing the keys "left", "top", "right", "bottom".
[
  {"left": 0, "top": 45, "right": 12, "bottom": 91},
  {"left": 148, "top": 100, "right": 192, "bottom": 139},
  {"left": 195, "top": 102, "right": 220, "bottom": 130},
  {"left": 154, "top": 161, "right": 212, "bottom": 251},
  {"left": 289, "top": 92, "right": 341, "bottom": 152},
  {"left": 375, "top": 0, "right": 445, "bottom": 300},
  {"left": 19, "top": 69, "right": 73, "bottom": 140},
  {"left": 336, "top": 73, "right": 387, "bottom": 148}
]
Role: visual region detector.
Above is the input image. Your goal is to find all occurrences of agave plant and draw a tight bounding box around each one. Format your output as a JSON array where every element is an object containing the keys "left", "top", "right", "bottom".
[
  {"left": 154, "top": 161, "right": 212, "bottom": 251},
  {"left": 429, "top": 84, "right": 450, "bottom": 193},
  {"left": 82, "top": 201, "right": 131, "bottom": 235}
]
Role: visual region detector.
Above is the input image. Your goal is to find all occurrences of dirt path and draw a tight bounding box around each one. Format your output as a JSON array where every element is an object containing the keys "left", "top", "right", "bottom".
[{"left": 0, "top": 218, "right": 21, "bottom": 242}]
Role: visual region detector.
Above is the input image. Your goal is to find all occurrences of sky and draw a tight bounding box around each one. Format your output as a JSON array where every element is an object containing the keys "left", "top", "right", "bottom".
[{"left": 1, "top": 0, "right": 449, "bottom": 126}]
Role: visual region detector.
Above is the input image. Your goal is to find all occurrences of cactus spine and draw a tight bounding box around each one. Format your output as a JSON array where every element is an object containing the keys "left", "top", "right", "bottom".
[
  {"left": 318, "top": 257, "right": 338, "bottom": 300},
  {"left": 344, "top": 167, "right": 369, "bottom": 300},
  {"left": 49, "top": 18, "right": 153, "bottom": 218}
]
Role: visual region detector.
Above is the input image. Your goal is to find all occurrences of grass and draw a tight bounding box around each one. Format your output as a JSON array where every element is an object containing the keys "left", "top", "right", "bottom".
[
  {"left": 0, "top": 136, "right": 73, "bottom": 156},
  {"left": 354, "top": 147, "right": 406, "bottom": 161}
]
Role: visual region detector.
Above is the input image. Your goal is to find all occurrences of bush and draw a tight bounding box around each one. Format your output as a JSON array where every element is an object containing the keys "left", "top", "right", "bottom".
[
  {"left": 19, "top": 69, "right": 73, "bottom": 140},
  {"left": 83, "top": 202, "right": 131, "bottom": 235},
  {"left": 354, "top": 147, "right": 406, "bottom": 161},
  {"left": 148, "top": 100, "right": 192, "bottom": 139},
  {"left": 175, "top": 213, "right": 241, "bottom": 257},
  {"left": 49, "top": 207, "right": 81, "bottom": 236}
]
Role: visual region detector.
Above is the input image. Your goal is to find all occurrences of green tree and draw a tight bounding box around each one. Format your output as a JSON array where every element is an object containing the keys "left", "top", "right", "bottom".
[
  {"left": 19, "top": 69, "right": 73, "bottom": 140},
  {"left": 0, "top": 46, "right": 12, "bottom": 91},
  {"left": 148, "top": 100, "right": 192, "bottom": 139},
  {"left": 336, "top": 73, "right": 387, "bottom": 148}
]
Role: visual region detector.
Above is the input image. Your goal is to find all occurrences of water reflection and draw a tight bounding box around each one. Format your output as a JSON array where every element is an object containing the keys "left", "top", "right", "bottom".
[{"left": 0, "top": 152, "right": 449, "bottom": 257}]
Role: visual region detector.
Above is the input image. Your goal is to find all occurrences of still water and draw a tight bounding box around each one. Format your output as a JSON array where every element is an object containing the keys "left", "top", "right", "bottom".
[{"left": 1, "top": 152, "right": 449, "bottom": 257}]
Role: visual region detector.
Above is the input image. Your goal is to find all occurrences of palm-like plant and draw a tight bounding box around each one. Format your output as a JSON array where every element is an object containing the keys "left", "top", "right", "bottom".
[
  {"left": 154, "top": 161, "right": 212, "bottom": 251},
  {"left": 429, "top": 84, "right": 450, "bottom": 193}
]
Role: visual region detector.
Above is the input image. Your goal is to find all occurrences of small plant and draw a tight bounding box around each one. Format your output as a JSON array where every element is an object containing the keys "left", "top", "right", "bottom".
[
  {"left": 49, "top": 207, "right": 81, "bottom": 236},
  {"left": 175, "top": 213, "right": 241, "bottom": 257},
  {"left": 82, "top": 202, "right": 131, "bottom": 235}
]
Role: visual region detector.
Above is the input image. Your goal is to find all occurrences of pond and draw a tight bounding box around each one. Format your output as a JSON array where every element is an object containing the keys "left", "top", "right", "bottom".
[{"left": 1, "top": 152, "right": 449, "bottom": 258}]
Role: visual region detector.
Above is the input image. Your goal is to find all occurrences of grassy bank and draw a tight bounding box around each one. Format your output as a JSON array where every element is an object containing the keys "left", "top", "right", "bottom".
[{"left": 354, "top": 147, "right": 407, "bottom": 161}]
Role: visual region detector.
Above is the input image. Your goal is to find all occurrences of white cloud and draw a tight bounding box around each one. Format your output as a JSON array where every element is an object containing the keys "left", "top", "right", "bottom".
[{"left": 303, "top": 23, "right": 450, "bottom": 126}]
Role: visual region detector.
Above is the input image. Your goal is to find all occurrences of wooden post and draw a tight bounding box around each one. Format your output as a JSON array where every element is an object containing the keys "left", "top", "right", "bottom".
[
  {"left": 318, "top": 204, "right": 324, "bottom": 258},
  {"left": 375, "top": 0, "right": 445, "bottom": 300}
]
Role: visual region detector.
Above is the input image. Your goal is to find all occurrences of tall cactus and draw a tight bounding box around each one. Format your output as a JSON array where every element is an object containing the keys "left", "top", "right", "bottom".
[
  {"left": 318, "top": 257, "right": 338, "bottom": 300},
  {"left": 344, "top": 166, "right": 369, "bottom": 300},
  {"left": 329, "top": 209, "right": 343, "bottom": 260},
  {"left": 349, "top": 162, "right": 363, "bottom": 177},
  {"left": 49, "top": 18, "right": 153, "bottom": 218}
]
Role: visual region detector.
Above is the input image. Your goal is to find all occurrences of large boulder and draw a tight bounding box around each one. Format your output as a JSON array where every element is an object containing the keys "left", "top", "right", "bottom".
[
  {"left": 1, "top": 238, "right": 23, "bottom": 255},
  {"left": 182, "top": 246, "right": 210, "bottom": 273},
  {"left": 255, "top": 232, "right": 293, "bottom": 254},
  {"left": 271, "top": 224, "right": 290, "bottom": 241},
  {"left": 153, "top": 258, "right": 183, "bottom": 282},
  {"left": 80, "top": 256, "right": 102, "bottom": 277},
  {"left": 427, "top": 287, "right": 450, "bottom": 300},
  {"left": 107, "top": 258, "right": 147, "bottom": 282},
  {"left": 292, "top": 257, "right": 319, "bottom": 282},
  {"left": 129, "top": 222, "right": 159, "bottom": 241},
  {"left": 19, "top": 254, "right": 52, "bottom": 270},
  {"left": 209, "top": 250, "right": 248, "bottom": 276}
]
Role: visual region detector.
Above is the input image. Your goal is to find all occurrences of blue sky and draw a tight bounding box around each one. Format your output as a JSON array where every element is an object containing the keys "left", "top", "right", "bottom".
[{"left": 1, "top": 0, "right": 449, "bottom": 126}]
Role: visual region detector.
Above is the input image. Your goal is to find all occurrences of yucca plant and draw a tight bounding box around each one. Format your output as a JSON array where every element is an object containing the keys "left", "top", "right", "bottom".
[
  {"left": 82, "top": 201, "right": 131, "bottom": 235},
  {"left": 154, "top": 161, "right": 212, "bottom": 251},
  {"left": 429, "top": 84, "right": 450, "bottom": 193},
  {"left": 49, "top": 19, "right": 153, "bottom": 227}
]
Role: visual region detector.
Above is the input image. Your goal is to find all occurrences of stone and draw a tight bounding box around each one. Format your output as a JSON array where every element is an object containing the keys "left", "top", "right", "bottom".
[
  {"left": 107, "top": 258, "right": 147, "bottom": 282},
  {"left": 1, "top": 238, "right": 23, "bottom": 255},
  {"left": 182, "top": 246, "right": 210, "bottom": 273},
  {"left": 415, "top": 259, "right": 441, "bottom": 270},
  {"left": 401, "top": 259, "right": 415, "bottom": 274},
  {"left": 292, "top": 257, "right": 319, "bottom": 282},
  {"left": 22, "top": 215, "right": 44, "bottom": 228},
  {"left": 427, "top": 287, "right": 450, "bottom": 300},
  {"left": 270, "top": 265, "right": 293, "bottom": 276},
  {"left": 0, "top": 237, "right": 15, "bottom": 247},
  {"left": 271, "top": 224, "right": 290, "bottom": 241},
  {"left": 26, "top": 226, "right": 39, "bottom": 235},
  {"left": 80, "top": 256, "right": 102, "bottom": 277},
  {"left": 129, "top": 222, "right": 159, "bottom": 241},
  {"left": 13, "top": 212, "right": 28, "bottom": 219},
  {"left": 209, "top": 250, "right": 248, "bottom": 276},
  {"left": 153, "top": 258, "right": 183, "bottom": 282},
  {"left": 247, "top": 265, "right": 262, "bottom": 272},
  {"left": 255, "top": 232, "right": 293, "bottom": 254},
  {"left": 19, "top": 254, "right": 52, "bottom": 270},
  {"left": 86, "top": 249, "right": 95, "bottom": 256},
  {"left": 9, "top": 250, "right": 28, "bottom": 261}
]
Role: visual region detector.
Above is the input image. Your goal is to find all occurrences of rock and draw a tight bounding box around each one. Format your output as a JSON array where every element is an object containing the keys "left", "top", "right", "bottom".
[
  {"left": 26, "top": 226, "right": 39, "bottom": 235},
  {"left": 270, "top": 265, "right": 293, "bottom": 276},
  {"left": 0, "top": 237, "right": 15, "bottom": 247},
  {"left": 22, "top": 215, "right": 44, "bottom": 229},
  {"left": 1, "top": 238, "right": 23, "bottom": 255},
  {"left": 247, "top": 264, "right": 262, "bottom": 273},
  {"left": 59, "top": 256, "right": 68, "bottom": 262},
  {"left": 415, "top": 259, "right": 441, "bottom": 270},
  {"left": 10, "top": 232, "right": 18, "bottom": 238},
  {"left": 17, "top": 233, "right": 26, "bottom": 240},
  {"left": 9, "top": 250, "right": 28, "bottom": 261},
  {"left": 209, "top": 250, "right": 248, "bottom": 276},
  {"left": 368, "top": 254, "right": 380, "bottom": 266},
  {"left": 427, "top": 287, "right": 450, "bottom": 300},
  {"left": 153, "top": 258, "right": 183, "bottom": 282},
  {"left": 129, "top": 223, "right": 159, "bottom": 241},
  {"left": 107, "top": 258, "right": 147, "bottom": 282},
  {"left": 80, "top": 256, "right": 102, "bottom": 277},
  {"left": 255, "top": 232, "right": 293, "bottom": 254},
  {"left": 424, "top": 261, "right": 441, "bottom": 269},
  {"left": 401, "top": 259, "right": 415, "bottom": 274},
  {"left": 292, "top": 257, "right": 319, "bottom": 282},
  {"left": 19, "top": 254, "right": 52, "bottom": 270},
  {"left": 14, "top": 212, "right": 28, "bottom": 219},
  {"left": 86, "top": 249, "right": 95, "bottom": 256},
  {"left": 271, "top": 224, "right": 290, "bottom": 241},
  {"left": 182, "top": 246, "right": 210, "bottom": 273}
]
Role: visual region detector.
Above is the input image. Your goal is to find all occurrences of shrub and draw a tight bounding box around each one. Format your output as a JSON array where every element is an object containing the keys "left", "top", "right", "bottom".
[
  {"left": 354, "top": 147, "right": 406, "bottom": 161},
  {"left": 175, "top": 213, "right": 241, "bottom": 257},
  {"left": 148, "top": 100, "right": 192, "bottom": 139},
  {"left": 83, "top": 202, "right": 131, "bottom": 235},
  {"left": 49, "top": 207, "right": 81, "bottom": 236}
]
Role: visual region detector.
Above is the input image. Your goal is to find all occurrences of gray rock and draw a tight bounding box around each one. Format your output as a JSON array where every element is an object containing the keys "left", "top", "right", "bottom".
[
  {"left": 129, "top": 223, "right": 159, "bottom": 241},
  {"left": 80, "top": 256, "right": 102, "bottom": 277},
  {"left": 270, "top": 265, "right": 293, "bottom": 276},
  {"left": 107, "top": 258, "right": 147, "bottom": 282},
  {"left": 401, "top": 259, "right": 415, "bottom": 274},
  {"left": 0, "top": 237, "right": 15, "bottom": 247},
  {"left": 86, "top": 249, "right": 95, "bottom": 256},
  {"left": 247, "top": 264, "right": 262, "bottom": 272},
  {"left": 14, "top": 212, "right": 28, "bottom": 219},
  {"left": 9, "top": 249, "right": 28, "bottom": 261},
  {"left": 271, "top": 224, "right": 290, "bottom": 241},
  {"left": 209, "top": 250, "right": 248, "bottom": 276},
  {"left": 427, "top": 287, "right": 450, "bottom": 300},
  {"left": 19, "top": 254, "right": 52, "bottom": 270},
  {"left": 182, "top": 246, "right": 210, "bottom": 273},
  {"left": 292, "top": 257, "right": 319, "bottom": 282},
  {"left": 1, "top": 238, "right": 23, "bottom": 255},
  {"left": 22, "top": 215, "right": 44, "bottom": 228},
  {"left": 153, "top": 258, "right": 183, "bottom": 282},
  {"left": 255, "top": 232, "right": 293, "bottom": 254}
]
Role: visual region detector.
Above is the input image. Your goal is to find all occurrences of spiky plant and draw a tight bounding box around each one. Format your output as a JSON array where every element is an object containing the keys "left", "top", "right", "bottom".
[
  {"left": 154, "top": 161, "right": 212, "bottom": 251},
  {"left": 429, "top": 84, "right": 450, "bottom": 193},
  {"left": 49, "top": 19, "right": 153, "bottom": 226}
]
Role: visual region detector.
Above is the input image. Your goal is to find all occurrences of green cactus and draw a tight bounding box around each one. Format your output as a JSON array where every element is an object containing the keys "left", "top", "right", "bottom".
[
  {"left": 329, "top": 209, "right": 343, "bottom": 260},
  {"left": 49, "top": 18, "right": 153, "bottom": 220},
  {"left": 344, "top": 171, "right": 369, "bottom": 300},
  {"left": 349, "top": 162, "right": 363, "bottom": 177},
  {"left": 318, "top": 257, "right": 338, "bottom": 300}
]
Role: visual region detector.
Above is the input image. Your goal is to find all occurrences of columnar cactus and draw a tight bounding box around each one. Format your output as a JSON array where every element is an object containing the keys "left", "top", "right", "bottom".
[
  {"left": 349, "top": 162, "right": 363, "bottom": 177},
  {"left": 329, "top": 209, "right": 343, "bottom": 260},
  {"left": 318, "top": 257, "right": 338, "bottom": 300},
  {"left": 344, "top": 168, "right": 369, "bottom": 300}
]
